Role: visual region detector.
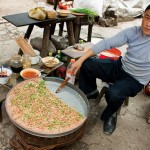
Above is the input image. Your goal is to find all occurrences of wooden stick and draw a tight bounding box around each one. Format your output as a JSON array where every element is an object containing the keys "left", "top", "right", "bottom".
[
  {"left": 16, "top": 37, "right": 30, "bottom": 55},
  {"left": 22, "top": 37, "right": 36, "bottom": 56},
  {"left": 15, "top": 38, "right": 28, "bottom": 55},
  {"left": 18, "top": 37, "right": 35, "bottom": 56},
  {"left": 15, "top": 36, "right": 36, "bottom": 57},
  {"left": 55, "top": 77, "right": 70, "bottom": 93}
]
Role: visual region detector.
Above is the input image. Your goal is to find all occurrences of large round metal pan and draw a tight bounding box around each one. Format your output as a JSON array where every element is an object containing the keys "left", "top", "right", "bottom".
[{"left": 5, "top": 77, "right": 90, "bottom": 138}]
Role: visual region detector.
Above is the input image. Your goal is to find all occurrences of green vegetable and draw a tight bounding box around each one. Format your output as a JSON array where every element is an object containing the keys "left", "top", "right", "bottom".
[
  {"left": 69, "top": 8, "right": 98, "bottom": 22},
  {"left": 79, "top": 40, "right": 85, "bottom": 44}
]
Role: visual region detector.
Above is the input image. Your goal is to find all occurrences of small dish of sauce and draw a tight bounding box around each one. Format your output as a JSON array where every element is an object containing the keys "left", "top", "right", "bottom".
[{"left": 20, "top": 68, "right": 41, "bottom": 80}]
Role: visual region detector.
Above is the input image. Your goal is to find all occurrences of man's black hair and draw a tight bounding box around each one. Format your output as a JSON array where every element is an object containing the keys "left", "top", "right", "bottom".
[{"left": 145, "top": 5, "right": 150, "bottom": 12}]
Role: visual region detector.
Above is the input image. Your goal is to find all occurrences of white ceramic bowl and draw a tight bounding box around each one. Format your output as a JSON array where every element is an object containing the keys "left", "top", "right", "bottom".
[
  {"left": 20, "top": 68, "right": 41, "bottom": 80},
  {"left": 41, "top": 56, "right": 59, "bottom": 67},
  {"left": 31, "top": 50, "right": 40, "bottom": 65},
  {"left": 0, "top": 67, "right": 12, "bottom": 84}
]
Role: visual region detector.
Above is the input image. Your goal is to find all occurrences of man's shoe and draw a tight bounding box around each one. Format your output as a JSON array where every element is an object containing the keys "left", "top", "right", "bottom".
[
  {"left": 103, "top": 113, "right": 117, "bottom": 135},
  {"left": 87, "top": 91, "right": 99, "bottom": 99}
]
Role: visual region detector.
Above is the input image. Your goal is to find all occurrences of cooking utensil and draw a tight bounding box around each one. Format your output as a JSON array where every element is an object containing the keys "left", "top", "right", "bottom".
[
  {"left": 15, "top": 36, "right": 36, "bottom": 57},
  {"left": 55, "top": 77, "right": 70, "bottom": 93},
  {"left": 5, "top": 77, "right": 89, "bottom": 138}
]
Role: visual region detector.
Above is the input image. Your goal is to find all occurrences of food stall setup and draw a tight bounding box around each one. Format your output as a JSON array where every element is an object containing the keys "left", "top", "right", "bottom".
[
  {"left": 0, "top": 30, "right": 90, "bottom": 148},
  {"left": 1, "top": 7, "right": 91, "bottom": 147}
]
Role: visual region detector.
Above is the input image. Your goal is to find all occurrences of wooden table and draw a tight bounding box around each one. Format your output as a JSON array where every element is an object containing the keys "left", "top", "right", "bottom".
[{"left": 2, "top": 12, "right": 76, "bottom": 57}]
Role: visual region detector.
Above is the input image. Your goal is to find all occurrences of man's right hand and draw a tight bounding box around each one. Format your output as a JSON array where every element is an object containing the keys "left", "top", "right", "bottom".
[
  {"left": 70, "top": 59, "right": 83, "bottom": 76},
  {"left": 70, "top": 48, "right": 96, "bottom": 76}
]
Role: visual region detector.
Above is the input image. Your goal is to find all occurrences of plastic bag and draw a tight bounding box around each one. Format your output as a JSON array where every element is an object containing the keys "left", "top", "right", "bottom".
[
  {"left": 28, "top": 7, "right": 46, "bottom": 20},
  {"left": 73, "top": 0, "right": 103, "bottom": 17},
  {"left": 103, "top": 0, "right": 147, "bottom": 17}
]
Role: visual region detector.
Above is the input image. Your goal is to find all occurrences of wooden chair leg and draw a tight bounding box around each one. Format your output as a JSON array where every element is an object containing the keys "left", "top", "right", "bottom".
[
  {"left": 123, "top": 97, "right": 129, "bottom": 106},
  {"left": 66, "top": 21, "right": 75, "bottom": 46},
  {"left": 118, "top": 97, "right": 129, "bottom": 114},
  {"left": 98, "top": 83, "right": 129, "bottom": 115},
  {"left": 41, "top": 25, "right": 51, "bottom": 57},
  {"left": 87, "top": 24, "right": 93, "bottom": 42},
  {"left": 59, "top": 22, "right": 64, "bottom": 36},
  {"left": 50, "top": 23, "right": 56, "bottom": 37},
  {"left": 97, "top": 86, "right": 108, "bottom": 102},
  {"left": 74, "top": 24, "right": 81, "bottom": 43},
  {"left": 117, "top": 107, "right": 121, "bottom": 114}
]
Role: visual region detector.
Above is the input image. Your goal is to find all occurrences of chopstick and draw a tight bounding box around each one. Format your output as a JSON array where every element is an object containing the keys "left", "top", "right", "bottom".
[
  {"left": 55, "top": 77, "right": 70, "bottom": 93},
  {"left": 15, "top": 38, "right": 28, "bottom": 55},
  {"left": 15, "top": 36, "right": 36, "bottom": 57}
]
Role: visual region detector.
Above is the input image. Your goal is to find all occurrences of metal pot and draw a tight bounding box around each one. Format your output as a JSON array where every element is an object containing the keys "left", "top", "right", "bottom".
[{"left": 5, "top": 77, "right": 90, "bottom": 138}]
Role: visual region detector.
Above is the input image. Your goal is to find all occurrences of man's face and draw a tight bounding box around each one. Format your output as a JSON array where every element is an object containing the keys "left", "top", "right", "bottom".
[{"left": 142, "top": 9, "right": 150, "bottom": 35}]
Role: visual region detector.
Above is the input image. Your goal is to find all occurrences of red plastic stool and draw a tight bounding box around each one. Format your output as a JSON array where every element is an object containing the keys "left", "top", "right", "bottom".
[{"left": 99, "top": 48, "right": 122, "bottom": 60}]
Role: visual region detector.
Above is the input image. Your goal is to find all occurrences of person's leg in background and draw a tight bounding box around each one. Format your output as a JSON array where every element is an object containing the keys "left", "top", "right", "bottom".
[{"left": 101, "top": 72, "right": 144, "bottom": 135}]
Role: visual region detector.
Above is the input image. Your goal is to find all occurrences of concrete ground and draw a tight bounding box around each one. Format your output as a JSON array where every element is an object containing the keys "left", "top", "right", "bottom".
[{"left": 0, "top": 0, "right": 150, "bottom": 150}]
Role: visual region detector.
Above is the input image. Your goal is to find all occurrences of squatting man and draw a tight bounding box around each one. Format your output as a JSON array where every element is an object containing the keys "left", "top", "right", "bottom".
[{"left": 70, "top": 5, "right": 150, "bottom": 135}]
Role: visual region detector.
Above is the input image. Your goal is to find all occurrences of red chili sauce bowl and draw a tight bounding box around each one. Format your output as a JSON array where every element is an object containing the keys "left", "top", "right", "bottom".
[{"left": 20, "top": 68, "right": 41, "bottom": 80}]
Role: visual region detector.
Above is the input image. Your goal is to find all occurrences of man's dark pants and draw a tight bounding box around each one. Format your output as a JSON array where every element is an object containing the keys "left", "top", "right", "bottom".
[{"left": 79, "top": 57, "right": 143, "bottom": 121}]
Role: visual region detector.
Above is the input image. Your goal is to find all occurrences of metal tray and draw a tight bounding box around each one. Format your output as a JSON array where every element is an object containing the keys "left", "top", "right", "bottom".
[{"left": 5, "top": 77, "right": 90, "bottom": 138}]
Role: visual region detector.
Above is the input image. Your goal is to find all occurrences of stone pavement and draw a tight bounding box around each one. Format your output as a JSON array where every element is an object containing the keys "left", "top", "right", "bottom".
[{"left": 0, "top": 0, "right": 150, "bottom": 150}]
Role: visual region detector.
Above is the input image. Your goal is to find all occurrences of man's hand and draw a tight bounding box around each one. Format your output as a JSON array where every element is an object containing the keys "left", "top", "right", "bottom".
[
  {"left": 70, "top": 48, "right": 96, "bottom": 76},
  {"left": 70, "top": 59, "right": 83, "bottom": 76}
]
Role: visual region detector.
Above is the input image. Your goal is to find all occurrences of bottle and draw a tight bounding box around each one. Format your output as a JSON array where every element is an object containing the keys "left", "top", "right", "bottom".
[
  {"left": 48, "top": 52, "right": 53, "bottom": 57},
  {"left": 65, "top": 59, "right": 76, "bottom": 84},
  {"left": 55, "top": 50, "right": 62, "bottom": 61}
]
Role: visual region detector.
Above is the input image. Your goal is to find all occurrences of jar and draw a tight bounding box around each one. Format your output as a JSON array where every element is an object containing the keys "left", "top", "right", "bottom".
[
  {"left": 22, "top": 54, "right": 31, "bottom": 69},
  {"left": 10, "top": 54, "right": 23, "bottom": 73}
]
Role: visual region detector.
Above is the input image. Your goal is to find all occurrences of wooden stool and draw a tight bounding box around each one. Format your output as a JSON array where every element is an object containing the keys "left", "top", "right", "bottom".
[
  {"left": 97, "top": 82, "right": 129, "bottom": 113},
  {"left": 73, "top": 14, "right": 94, "bottom": 43},
  {"left": 51, "top": 0, "right": 94, "bottom": 44},
  {"left": 57, "top": 14, "right": 94, "bottom": 43},
  {"left": 3, "top": 13, "right": 76, "bottom": 57}
]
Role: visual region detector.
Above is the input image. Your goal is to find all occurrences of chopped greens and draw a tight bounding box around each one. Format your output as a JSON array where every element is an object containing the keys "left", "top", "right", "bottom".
[
  {"left": 9, "top": 78, "right": 85, "bottom": 134},
  {"left": 69, "top": 8, "right": 98, "bottom": 22}
]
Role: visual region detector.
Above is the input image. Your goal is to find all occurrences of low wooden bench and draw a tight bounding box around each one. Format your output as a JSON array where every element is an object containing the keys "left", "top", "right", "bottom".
[{"left": 3, "top": 12, "right": 76, "bottom": 57}]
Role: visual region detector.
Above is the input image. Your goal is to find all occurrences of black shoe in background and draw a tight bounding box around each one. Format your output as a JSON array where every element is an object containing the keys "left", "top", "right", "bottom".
[{"left": 103, "top": 113, "right": 117, "bottom": 135}]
